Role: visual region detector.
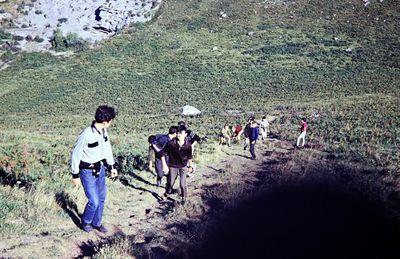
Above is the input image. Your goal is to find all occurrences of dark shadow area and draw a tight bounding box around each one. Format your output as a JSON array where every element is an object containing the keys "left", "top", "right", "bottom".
[
  {"left": 154, "top": 198, "right": 177, "bottom": 217},
  {"left": 0, "top": 167, "right": 33, "bottom": 189},
  {"left": 78, "top": 231, "right": 128, "bottom": 258},
  {"left": 119, "top": 177, "right": 163, "bottom": 202},
  {"left": 55, "top": 191, "right": 81, "bottom": 228},
  {"left": 235, "top": 153, "right": 252, "bottom": 159},
  {"left": 129, "top": 172, "right": 159, "bottom": 188},
  {"left": 268, "top": 132, "right": 281, "bottom": 140},
  {"left": 206, "top": 166, "right": 224, "bottom": 173},
  {"left": 192, "top": 182, "right": 400, "bottom": 259}
]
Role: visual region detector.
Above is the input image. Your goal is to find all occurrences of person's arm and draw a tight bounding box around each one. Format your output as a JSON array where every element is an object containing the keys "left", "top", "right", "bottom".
[
  {"left": 104, "top": 130, "right": 117, "bottom": 178},
  {"left": 70, "top": 129, "right": 87, "bottom": 186},
  {"left": 160, "top": 142, "right": 170, "bottom": 173},
  {"left": 147, "top": 147, "right": 155, "bottom": 172},
  {"left": 187, "top": 145, "right": 194, "bottom": 173},
  {"left": 161, "top": 156, "right": 169, "bottom": 174}
]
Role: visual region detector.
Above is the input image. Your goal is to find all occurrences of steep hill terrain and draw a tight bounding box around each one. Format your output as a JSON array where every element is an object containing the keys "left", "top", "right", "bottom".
[{"left": 0, "top": 0, "right": 399, "bottom": 257}]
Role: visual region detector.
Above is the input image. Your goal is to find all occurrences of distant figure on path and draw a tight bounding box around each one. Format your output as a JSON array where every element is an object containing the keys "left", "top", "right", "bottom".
[
  {"left": 219, "top": 123, "right": 232, "bottom": 146},
  {"left": 70, "top": 105, "right": 118, "bottom": 233},
  {"left": 296, "top": 117, "right": 308, "bottom": 148},
  {"left": 148, "top": 126, "right": 178, "bottom": 187},
  {"left": 231, "top": 124, "right": 243, "bottom": 142},
  {"left": 260, "top": 116, "right": 270, "bottom": 140},
  {"left": 160, "top": 125, "right": 193, "bottom": 205},
  {"left": 243, "top": 117, "right": 253, "bottom": 150},
  {"left": 248, "top": 118, "right": 259, "bottom": 160}
]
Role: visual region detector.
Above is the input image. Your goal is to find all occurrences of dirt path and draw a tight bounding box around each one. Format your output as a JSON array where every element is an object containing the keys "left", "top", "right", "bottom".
[{"left": 1, "top": 136, "right": 399, "bottom": 258}]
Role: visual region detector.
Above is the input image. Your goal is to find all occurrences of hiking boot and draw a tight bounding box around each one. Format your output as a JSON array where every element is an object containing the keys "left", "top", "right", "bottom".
[
  {"left": 82, "top": 223, "right": 93, "bottom": 233},
  {"left": 93, "top": 225, "right": 108, "bottom": 233}
]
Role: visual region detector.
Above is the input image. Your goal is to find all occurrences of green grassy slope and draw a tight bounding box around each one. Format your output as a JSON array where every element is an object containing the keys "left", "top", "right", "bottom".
[{"left": 0, "top": 0, "right": 399, "bottom": 238}]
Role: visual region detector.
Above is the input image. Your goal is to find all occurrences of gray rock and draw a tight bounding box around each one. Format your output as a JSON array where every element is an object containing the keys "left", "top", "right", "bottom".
[
  {"left": 4, "top": 0, "right": 163, "bottom": 52},
  {"left": 181, "top": 105, "right": 201, "bottom": 116}
]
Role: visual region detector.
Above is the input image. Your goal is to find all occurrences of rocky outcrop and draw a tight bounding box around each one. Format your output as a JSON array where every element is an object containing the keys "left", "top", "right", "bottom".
[{"left": 1, "top": 0, "right": 162, "bottom": 52}]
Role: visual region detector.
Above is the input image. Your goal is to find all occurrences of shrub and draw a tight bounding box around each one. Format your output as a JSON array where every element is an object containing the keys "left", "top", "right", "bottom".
[
  {"left": 65, "top": 32, "right": 88, "bottom": 51},
  {"left": 51, "top": 29, "right": 88, "bottom": 52},
  {"left": 0, "top": 29, "right": 11, "bottom": 40},
  {"left": 12, "top": 35, "right": 24, "bottom": 41},
  {"left": 57, "top": 18, "right": 68, "bottom": 24},
  {"left": 33, "top": 36, "right": 44, "bottom": 43},
  {"left": 0, "top": 50, "right": 15, "bottom": 62},
  {"left": 51, "top": 29, "right": 66, "bottom": 51},
  {"left": 25, "top": 35, "right": 33, "bottom": 41}
]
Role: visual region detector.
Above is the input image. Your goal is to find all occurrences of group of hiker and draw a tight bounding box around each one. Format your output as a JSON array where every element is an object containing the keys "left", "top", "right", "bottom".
[
  {"left": 147, "top": 121, "right": 201, "bottom": 203},
  {"left": 219, "top": 115, "right": 308, "bottom": 159},
  {"left": 219, "top": 116, "right": 271, "bottom": 160},
  {"left": 70, "top": 105, "right": 309, "bottom": 233}
]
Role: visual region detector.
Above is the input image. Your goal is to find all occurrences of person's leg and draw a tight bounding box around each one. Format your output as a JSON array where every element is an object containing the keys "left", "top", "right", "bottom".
[
  {"left": 179, "top": 167, "right": 188, "bottom": 199},
  {"left": 296, "top": 133, "right": 302, "bottom": 147},
  {"left": 155, "top": 158, "right": 164, "bottom": 186},
  {"left": 250, "top": 142, "right": 256, "bottom": 159},
  {"left": 244, "top": 138, "right": 249, "bottom": 150},
  {"left": 301, "top": 131, "right": 306, "bottom": 147},
  {"left": 166, "top": 167, "right": 178, "bottom": 194},
  {"left": 92, "top": 165, "right": 107, "bottom": 228},
  {"left": 297, "top": 131, "right": 306, "bottom": 147},
  {"left": 80, "top": 169, "right": 100, "bottom": 227}
]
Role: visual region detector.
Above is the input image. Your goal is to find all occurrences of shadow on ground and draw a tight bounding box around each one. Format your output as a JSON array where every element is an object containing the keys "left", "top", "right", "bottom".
[
  {"left": 55, "top": 190, "right": 81, "bottom": 228},
  {"left": 191, "top": 180, "right": 400, "bottom": 259}
]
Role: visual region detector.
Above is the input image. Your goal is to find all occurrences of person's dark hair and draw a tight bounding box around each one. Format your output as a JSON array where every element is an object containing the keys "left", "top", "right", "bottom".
[
  {"left": 95, "top": 105, "right": 117, "bottom": 123},
  {"left": 262, "top": 116, "right": 266, "bottom": 120},
  {"left": 178, "top": 121, "right": 186, "bottom": 126},
  {"left": 169, "top": 126, "right": 179, "bottom": 135},
  {"left": 148, "top": 135, "right": 156, "bottom": 144},
  {"left": 302, "top": 117, "right": 307, "bottom": 122},
  {"left": 178, "top": 125, "right": 187, "bottom": 133}
]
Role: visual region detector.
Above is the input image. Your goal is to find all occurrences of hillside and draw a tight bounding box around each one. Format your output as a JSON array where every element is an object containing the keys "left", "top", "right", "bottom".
[{"left": 0, "top": 0, "right": 399, "bottom": 257}]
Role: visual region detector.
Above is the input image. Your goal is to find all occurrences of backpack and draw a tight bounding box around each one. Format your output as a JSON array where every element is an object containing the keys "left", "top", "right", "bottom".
[{"left": 153, "top": 134, "right": 170, "bottom": 152}]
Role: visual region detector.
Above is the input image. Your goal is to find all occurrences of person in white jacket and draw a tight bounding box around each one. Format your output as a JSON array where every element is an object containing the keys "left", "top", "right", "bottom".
[
  {"left": 70, "top": 105, "right": 118, "bottom": 233},
  {"left": 260, "top": 116, "right": 270, "bottom": 140}
]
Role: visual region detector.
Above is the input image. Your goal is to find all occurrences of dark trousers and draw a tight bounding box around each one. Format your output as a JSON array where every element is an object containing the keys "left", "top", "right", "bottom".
[
  {"left": 155, "top": 156, "right": 169, "bottom": 183},
  {"left": 166, "top": 167, "right": 188, "bottom": 198},
  {"left": 250, "top": 141, "right": 256, "bottom": 159}
]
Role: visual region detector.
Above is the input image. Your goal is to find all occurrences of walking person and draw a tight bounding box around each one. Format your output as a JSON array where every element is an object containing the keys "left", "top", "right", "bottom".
[
  {"left": 243, "top": 117, "right": 253, "bottom": 150},
  {"left": 219, "top": 123, "right": 232, "bottom": 146},
  {"left": 70, "top": 105, "right": 118, "bottom": 233},
  {"left": 231, "top": 124, "right": 243, "bottom": 142},
  {"left": 260, "top": 116, "right": 270, "bottom": 140},
  {"left": 249, "top": 118, "right": 259, "bottom": 160},
  {"left": 178, "top": 121, "right": 201, "bottom": 152},
  {"left": 177, "top": 121, "right": 201, "bottom": 176},
  {"left": 296, "top": 117, "right": 308, "bottom": 148},
  {"left": 160, "top": 125, "right": 193, "bottom": 205},
  {"left": 148, "top": 126, "right": 178, "bottom": 187}
]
